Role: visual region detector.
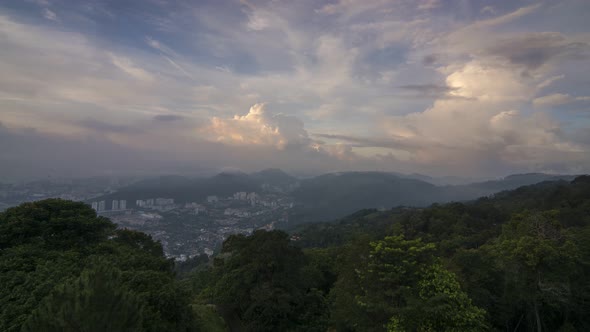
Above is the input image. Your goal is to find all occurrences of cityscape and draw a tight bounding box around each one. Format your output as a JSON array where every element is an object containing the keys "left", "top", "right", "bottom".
[
  {"left": 88, "top": 190, "right": 295, "bottom": 260},
  {"left": 0, "top": 176, "right": 297, "bottom": 261}
]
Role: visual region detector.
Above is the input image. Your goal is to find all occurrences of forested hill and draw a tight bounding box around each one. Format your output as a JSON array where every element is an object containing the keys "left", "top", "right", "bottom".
[
  {"left": 0, "top": 199, "right": 226, "bottom": 332},
  {"left": 93, "top": 169, "right": 299, "bottom": 206},
  {"left": 192, "top": 175, "right": 590, "bottom": 331},
  {"left": 1, "top": 176, "right": 589, "bottom": 331},
  {"left": 290, "top": 172, "right": 576, "bottom": 222},
  {"left": 290, "top": 175, "right": 590, "bottom": 248},
  {"left": 94, "top": 169, "right": 574, "bottom": 223}
]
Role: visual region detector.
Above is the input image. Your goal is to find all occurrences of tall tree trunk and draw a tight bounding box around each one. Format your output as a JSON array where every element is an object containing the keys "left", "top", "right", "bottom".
[
  {"left": 534, "top": 301, "right": 542, "bottom": 332},
  {"left": 535, "top": 271, "right": 542, "bottom": 332}
]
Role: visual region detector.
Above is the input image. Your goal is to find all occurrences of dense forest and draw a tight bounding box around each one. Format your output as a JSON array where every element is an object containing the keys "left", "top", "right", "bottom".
[{"left": 1, "top": 176, "right": 590, "bottom": 331}]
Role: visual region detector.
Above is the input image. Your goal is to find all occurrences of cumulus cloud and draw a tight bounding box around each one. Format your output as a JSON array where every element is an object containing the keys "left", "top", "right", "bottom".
[
  {"left": 381, "top": 59, "right": 588, "bottom": 174},
  {"left": 206, "top": 103, "right": 311, "bottom": 149},
  {"left": 1, "top": 0, "right": 589, "bottom": 178}
]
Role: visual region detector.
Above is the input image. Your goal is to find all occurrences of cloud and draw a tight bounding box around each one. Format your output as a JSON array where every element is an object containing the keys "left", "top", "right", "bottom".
[
  {"left": 1, "top": 0, "right": 589, "bottom": 177},
  {"left": 109, "top": 53, "right": 155, "bottom": 82},
  {"left": 486, "top": 33, "right": 590, "bottom": 71},
  {"left": 480, "top": 6, "right": 496, "bottom": 15},
  {"left": 153, "top": 114, "right": 184, "bottom": 122},
  {"left": 537, "top": 75, "right": 565, "bottom": 89},
  {"left": 475, "top": 4, "right": 541, "bottom": 28},
  {"left": 77, "top": 118, "right": 143, "bottom": 134},
  {"left": 417, "top": 0, "right": 440, "bottom": 10},
  {"left": 322, "top": 143, "right": 356, "bottom": 161},
  {"left": 382, "top": 59, "right": 589, "bottom": 174},
  {"left": 533, "top": 93, "right": 590, "bottom": 108},
  {"left": 422, "top": 54, "right": 437, "bottom": 65},
  {"left": 42, "top": 8, "right": 58, "bottom": 22},
  {"left": 206, "top": 103, "right": 311, "bottom": 150},
  {"left": 312, "top": 133, "right": 446, "bottom": 151},
  {"left": 145, "top": 37, "right": 193, "bottom": 79},
  {"left": 397, "top": 84, "right": 468, "bottom": 99},
  {"left": 246, "top": 10, "right": 271, "bottom": 31}
]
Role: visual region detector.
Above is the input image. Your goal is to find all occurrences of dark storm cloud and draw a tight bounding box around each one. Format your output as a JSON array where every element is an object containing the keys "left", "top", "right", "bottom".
[
  {"left": 153, "top": 114, "right": 184, "bottom": 122},
  {"left": 422, "top": 54, "right": 437, "bottom": 65},
  {"left": 397, "top": 84, "right": 473, "bottom": 100},
  {"left": 486, "top": 33, "right": 590, "bottom": 70},
  {"left": 399, "top": 84, "right": 457, "bottom": 94}
]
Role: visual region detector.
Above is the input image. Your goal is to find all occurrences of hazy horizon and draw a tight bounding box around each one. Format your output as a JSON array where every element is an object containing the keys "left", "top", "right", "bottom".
[{"left": 1, "top": 0, "right": 590, "bottom": 180}]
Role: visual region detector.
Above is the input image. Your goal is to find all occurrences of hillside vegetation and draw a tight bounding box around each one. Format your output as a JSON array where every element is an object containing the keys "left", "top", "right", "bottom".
[{"left": 1, "top": 176, "right": 589, "bottom": 331}]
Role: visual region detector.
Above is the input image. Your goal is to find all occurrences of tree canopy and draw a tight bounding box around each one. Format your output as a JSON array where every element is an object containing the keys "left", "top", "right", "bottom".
[{"left": 2, "top": 176, "right": 590, "bottom": 331}]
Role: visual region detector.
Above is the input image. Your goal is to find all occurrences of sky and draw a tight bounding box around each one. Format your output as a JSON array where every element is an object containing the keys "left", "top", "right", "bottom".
[{"left": 1, "top": 0, "right": 590, "bottom": 180}]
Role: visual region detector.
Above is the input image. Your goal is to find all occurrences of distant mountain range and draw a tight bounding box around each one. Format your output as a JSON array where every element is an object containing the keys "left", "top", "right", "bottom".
[
  {"left": 95, "top": 169, "right": 578, "bottom": 223},
  {"left": 94, "top": 168, "right": 298, "bottom": 204}
]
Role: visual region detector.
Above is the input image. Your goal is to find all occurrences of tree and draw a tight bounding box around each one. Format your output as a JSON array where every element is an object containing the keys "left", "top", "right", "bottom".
[
  {"left": 205, "top": 230, "right": 321, "bottom": 331},
  {"left": 390, "top": 263, "right": 487, "bottom": 332},
  {"left": 489, "top": 211, "right": 579, "bottom": 332},
  {"left": 0, "top": 199, "right": 115, "bottom": 250},
  {"left": 345, "top": 235, "right": 486, "bottom": 331},
  {"left": 22, "top": 264, "right": 144, "bottom": 332},
  {"left": 0, "top": 200, "right": 205, "bottom": 332}
]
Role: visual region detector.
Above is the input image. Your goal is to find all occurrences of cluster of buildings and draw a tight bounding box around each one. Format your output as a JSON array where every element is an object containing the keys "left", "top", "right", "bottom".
[
  {"left": 135, "top": 198, "right": 175, "bottom": 211},
  {"left": 86, "top": 190, "right": 294, "bottom": 260},
  {"left": 232, "top": 191, "right": 258, "bottom": 206},
  {"left": 136, "top": 198, "right": 174, "bottom": 207},
  {"left": 0, "top": 178, "right": 132, "bottom": 212},
  {"left": 90, "top": 199, "right": 127, "bottom": 212}
]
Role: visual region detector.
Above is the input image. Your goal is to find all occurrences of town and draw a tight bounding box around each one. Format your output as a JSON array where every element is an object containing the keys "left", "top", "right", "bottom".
[
  {"left": 0, "top": 177, "right": 297, "bottom": 260},
  {"left": 89, "top": 190, "right": 295, "bottom": 260}
]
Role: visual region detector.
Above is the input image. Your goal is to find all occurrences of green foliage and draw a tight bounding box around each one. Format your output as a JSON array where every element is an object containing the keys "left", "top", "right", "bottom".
[
  {"left": 203, "top": 230, "right": 328, "bottom": 331},
  {"left": 0, "top": 199, "right": 114, "bottom": 250},
  {"left": 297, "top": 176, "right": 590, "bottom": 331},
  {"left": 346, "top": 235, "right": 486, "bottom": 331},
  {"left": 483, "top": 211, "right": 583, "bottom": 331},
  {"left": 191, "top": 304, "right": 228, "bottom": 332},
  {"left": 0, "top": 199, "right": 207, "bottom": 332},
  {"left": 22, "top": 264, "right": 144, "bottom": 332},
  {"left": 2, "top": 176, "right": 590, "bottom": 332}
]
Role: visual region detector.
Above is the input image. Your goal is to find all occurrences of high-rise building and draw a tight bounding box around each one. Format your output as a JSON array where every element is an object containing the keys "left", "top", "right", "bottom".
[
  {"left": 119, "top": 200, "right": 126, "bottom": 210},
  {"left": 155, "top": 198, "right": 174, "bottom": 205},
  {"left": 112, "top": 200, "right": 119, "bottom": 210},
  {"left": 91, "top": 202, "right": 98, "bottom": 211},
  {"left": 98, "top": 201, "right": 105, "bottom": 211}
]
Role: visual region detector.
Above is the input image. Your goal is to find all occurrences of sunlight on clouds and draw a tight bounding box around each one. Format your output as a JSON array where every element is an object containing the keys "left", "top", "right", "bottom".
[
  {"left": 384, "top": 58, "right": 583, "bottom": 171},
  {"left": 0, "top": 0, "right": 589, "bottom": 176},
  {"left": 206, "top": 103, "right": 311, "bottom": 150},
  {"left": 445, "top": 61, "right": 534, "bottom": 102}
]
